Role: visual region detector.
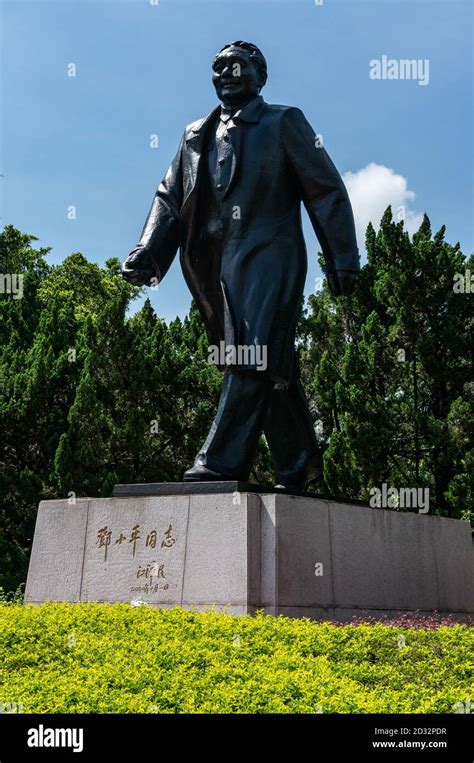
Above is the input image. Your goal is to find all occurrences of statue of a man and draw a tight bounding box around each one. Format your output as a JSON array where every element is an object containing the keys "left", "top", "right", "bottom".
[{"left": 122, "top": 41, "right": 359, "bottom": 491}]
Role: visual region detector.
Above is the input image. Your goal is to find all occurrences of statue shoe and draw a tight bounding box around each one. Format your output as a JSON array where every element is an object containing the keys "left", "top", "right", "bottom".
[
  {"left": 274, "top": 483, "right": 306, "bottom": 493},
  {"left": 183, "top": 464, "right": 233, "bottom": 482}
]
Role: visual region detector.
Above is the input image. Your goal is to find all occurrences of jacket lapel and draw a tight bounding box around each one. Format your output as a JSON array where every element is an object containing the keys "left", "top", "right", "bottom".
[
  {"left": 183, "top": 97, "right": 266, "bottom": 203},
  {"left": 183, "top": 107, "right": 219, "bottom": 203}
]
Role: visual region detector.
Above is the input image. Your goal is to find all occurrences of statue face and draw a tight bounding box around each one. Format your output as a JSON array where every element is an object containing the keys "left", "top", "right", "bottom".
[{"left": 212, "top": 46, "right": 262, "bottom": 107}]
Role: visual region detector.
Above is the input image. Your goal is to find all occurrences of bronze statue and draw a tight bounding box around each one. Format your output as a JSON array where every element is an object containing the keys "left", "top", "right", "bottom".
[{"left": 122, "top": 41, "right": 359, "bottom": 491}]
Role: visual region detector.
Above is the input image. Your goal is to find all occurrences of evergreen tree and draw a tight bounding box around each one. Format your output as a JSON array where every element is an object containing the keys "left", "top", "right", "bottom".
[{"left": 300, "top": 208, "right": 473, "bottom": 518}]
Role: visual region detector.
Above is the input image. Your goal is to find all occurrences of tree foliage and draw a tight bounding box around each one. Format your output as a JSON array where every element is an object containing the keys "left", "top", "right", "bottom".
[
  {"left": 0, "top": 213, "right": 472, "bottom": 590},
  {"left": 299, "top": 208, "right": 473, "bottom": 518}
]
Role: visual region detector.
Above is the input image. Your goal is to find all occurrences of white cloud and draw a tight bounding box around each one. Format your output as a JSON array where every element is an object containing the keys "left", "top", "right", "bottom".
[{"left": 343, "top": 162, "right": 423, "bottom": 250}]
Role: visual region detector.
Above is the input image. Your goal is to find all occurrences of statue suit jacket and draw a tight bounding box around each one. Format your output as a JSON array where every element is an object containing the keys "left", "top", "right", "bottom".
[{"left": 123, "top": 96, "right": 359, "bottom": 383}]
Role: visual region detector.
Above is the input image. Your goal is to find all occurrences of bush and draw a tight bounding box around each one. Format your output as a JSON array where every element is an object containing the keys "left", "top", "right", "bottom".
[{"left": 0, "top": 603, "right": 472, "bottom": 713}]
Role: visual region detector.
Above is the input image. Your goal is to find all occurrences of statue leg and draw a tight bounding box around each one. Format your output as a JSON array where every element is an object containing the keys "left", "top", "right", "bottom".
[
  {"left": 263, "top": 379, "right": 323, "bottom": 490},
  {"left": 187, "top": 369, "right": 273, "bottom": 480}
]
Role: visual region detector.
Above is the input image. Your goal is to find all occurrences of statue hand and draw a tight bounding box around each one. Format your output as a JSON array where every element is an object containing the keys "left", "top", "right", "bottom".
[{"left": 121, "top": 247, "right": 157, "bottom": 287}]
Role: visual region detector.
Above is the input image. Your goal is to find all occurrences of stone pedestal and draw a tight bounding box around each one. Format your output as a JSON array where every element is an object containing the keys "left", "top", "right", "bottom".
[{"left": 25, "top": 486, "right": 474, "bottom": 621}]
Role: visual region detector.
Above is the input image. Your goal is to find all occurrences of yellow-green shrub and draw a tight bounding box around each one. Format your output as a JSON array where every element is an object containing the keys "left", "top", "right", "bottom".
[{"left": 0, "top": 603, "right": 472, "bottom": 713}]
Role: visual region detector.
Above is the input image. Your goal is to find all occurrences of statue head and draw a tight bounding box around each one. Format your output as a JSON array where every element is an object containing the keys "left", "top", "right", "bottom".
[{"left": 212, "top": 41, "right": 267, "bottom": 108}]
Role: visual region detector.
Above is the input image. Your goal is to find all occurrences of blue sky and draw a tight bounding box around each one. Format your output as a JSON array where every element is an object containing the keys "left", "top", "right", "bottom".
[{"left": 2, "top": 0, "right": 472, "bottom": 321}]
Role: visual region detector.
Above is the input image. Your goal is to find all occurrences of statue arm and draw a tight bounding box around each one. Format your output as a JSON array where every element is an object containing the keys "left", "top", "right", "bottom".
[
  {"left": 281, "top": 107, "right": 360, "bottom": 295},
  {"left": 122, "top": 132, "right": 185, "bottom": 287}
]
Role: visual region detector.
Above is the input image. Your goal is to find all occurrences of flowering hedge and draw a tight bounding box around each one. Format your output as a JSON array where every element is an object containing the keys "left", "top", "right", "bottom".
[{"left": 0, "top": 602, "right": 472, "bottom": 714}]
